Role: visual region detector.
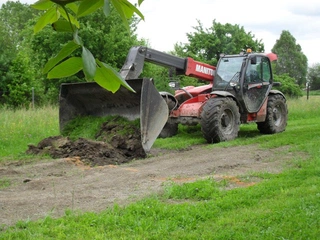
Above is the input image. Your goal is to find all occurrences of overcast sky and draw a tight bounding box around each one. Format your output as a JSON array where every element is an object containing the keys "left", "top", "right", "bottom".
[{"left": 2, "top": 0, "right": 319, "bottom": 66}]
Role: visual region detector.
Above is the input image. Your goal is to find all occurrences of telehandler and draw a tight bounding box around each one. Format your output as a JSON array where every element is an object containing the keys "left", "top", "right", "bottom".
[{"left": 59, "top": 46, "right": 288, "bottom": 152}]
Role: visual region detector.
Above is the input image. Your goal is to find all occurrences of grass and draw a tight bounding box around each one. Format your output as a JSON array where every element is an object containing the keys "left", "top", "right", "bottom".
[
  {"left": 0, "top": 105, "right": 59, "bottom": 161},
  {"left": 62, "top": 115, "right": 140, "bottom": 141},
  {"left": 0, "top": 178, "right": 11, "bottom": 189},
  {"left": 1, "top": 95, "right": 320, "bottom": 239},
  {"left": 305, "top": 89, "right": 320, "bottom": 96}
]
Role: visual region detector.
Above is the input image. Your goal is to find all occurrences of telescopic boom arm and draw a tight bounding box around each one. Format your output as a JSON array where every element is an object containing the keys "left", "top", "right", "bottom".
[{"left": 119, "top": 46, "right": 216, "bottom": 82}]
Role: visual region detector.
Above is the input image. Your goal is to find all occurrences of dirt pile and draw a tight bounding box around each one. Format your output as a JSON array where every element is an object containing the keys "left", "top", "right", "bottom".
[{"left": 26, "top": 118, "right": 146, "bottom": 166}]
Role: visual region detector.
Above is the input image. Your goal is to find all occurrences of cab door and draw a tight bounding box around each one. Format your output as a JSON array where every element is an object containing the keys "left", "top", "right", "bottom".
[{"left": 242, "top": 56, "right": 272, "bottom": 113}]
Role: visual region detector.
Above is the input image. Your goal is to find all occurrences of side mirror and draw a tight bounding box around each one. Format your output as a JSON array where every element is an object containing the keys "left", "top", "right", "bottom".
[{"left": 272, "top": 82, "right": 281, "bottom": 87}]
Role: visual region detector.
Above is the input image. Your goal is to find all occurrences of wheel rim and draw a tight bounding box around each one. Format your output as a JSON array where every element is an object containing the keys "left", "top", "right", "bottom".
[
  {"left": 221, "top": 109, "right": 234, "bottom": 134},
  {"left": 273, "top": 103, "right": 283, "bottom": 126}
]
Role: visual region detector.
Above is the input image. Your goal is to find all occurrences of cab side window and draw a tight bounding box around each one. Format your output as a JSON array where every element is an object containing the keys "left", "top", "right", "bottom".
[
  {"left": 245, "top": 56, "right": 271, "bottom": 83},
  {"left": 245, "top": 64, "right": 259, "bottom": 82},
  {"left": 261, "top": 57, "right": 271, "bottom": 82},
  {"left": 245, "top": 59, "right": 260, "bottom": 83}
]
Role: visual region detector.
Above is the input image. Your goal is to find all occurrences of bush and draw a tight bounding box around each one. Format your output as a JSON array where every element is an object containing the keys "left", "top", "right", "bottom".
[{"left": 273, "top": 73, "right": 303, "bottom": 98}]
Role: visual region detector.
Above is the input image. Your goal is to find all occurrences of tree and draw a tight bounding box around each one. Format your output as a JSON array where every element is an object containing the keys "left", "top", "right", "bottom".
[
  {"left": 307, "top": 63, "right": 320, "bottom": 90},
  {"left": 32, "top": 0, "right": 144, "bottom": 93},
  {"left": 3, "top": 51, "right": 37, "bottom": 108},
  {"left": 0, "top": 1, "right": 38, "bottom": 46},
  {"left": 0, "top": 1, "right": 39, "bottom": 104},
  {"left": 174, "top": 20, "right": 264, "bottom": 66},
  {"left": 271, "top": 30, "right": 308, "bottom": 87}
]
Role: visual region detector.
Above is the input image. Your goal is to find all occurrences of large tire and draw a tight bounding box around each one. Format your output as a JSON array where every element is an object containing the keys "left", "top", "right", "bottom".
[
  {"left": 200, "top": 97, "right": 240, "bottom": 143},
  {"left": 257, "top": 94, "right": 288, "bottom": 134},
  {"left": 158, "top": 118, "right": 178, "bottom": 138}
]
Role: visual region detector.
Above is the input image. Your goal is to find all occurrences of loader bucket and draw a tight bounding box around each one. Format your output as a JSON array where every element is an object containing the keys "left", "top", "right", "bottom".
[{"left": 59, "top": 78, "right": 168, "bottom": 152}]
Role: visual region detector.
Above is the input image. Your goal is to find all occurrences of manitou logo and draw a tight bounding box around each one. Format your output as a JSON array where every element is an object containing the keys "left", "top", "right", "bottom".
[{"left": 195, "top": 64, "right": 214, "bottom": 76}]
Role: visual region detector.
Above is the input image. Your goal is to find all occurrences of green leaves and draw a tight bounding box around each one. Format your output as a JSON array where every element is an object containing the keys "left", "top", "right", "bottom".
[
  {"left": 82, "top": 46, "right": 96, "bottom": 80},
  {"left": 52, "top": 20, "right": 74, "bottom": 32},
  {"left": 34, "top": 6, "right": 60, "bottom": 34},
  {"left": 77, "top": 0, "right": 104, "bottom": 18},
  {"left": 43, "top": 40, "right": 80, "bottom": 74},
  {"left": 31, "top": 0, "right": 54, "bottom": 10},
  {"left": 48, "top": 57, "right": 82, "bottom": 78},
  {"left": 32, "top": 0, "right": 144, "bottom": 93},
  {"left": 43, "top": 40, "right": 133, "bottom": 92},
  {"left": 95, "top": 60, "right": 135, "bottom": 93},
  {"left": 44, "top": 43, "right": 97, "bottom": 81},
  {"left": 110, "top": 0, "right": 144, "bottom": 31}
]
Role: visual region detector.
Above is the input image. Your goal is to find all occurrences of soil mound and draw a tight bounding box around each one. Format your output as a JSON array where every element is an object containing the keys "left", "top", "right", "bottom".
[{"left": 26, "top": 118, "right": 146, "bottom": 166}]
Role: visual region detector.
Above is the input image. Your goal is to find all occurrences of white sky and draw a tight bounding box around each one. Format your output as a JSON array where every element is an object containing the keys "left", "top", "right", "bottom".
[{"left": 2, "top": 0, "right": 319, "bottom": 66}]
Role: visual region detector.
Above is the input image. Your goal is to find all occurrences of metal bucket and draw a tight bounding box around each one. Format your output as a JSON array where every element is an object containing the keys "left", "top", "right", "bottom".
[{"left": 59, "top": 78, "right": 168, "bottom": 152}]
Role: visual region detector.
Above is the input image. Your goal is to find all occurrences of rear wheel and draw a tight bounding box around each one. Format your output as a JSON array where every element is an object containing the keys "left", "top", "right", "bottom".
[
  {"left": 257, "top": 94, "right": 288, "bottom": 134},
  {"left": 200, "top": 97, "right": 240, "bottom": 143}
]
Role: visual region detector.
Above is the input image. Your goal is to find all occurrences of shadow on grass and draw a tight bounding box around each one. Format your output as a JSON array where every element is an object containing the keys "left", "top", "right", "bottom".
[{"left": 238, "top": 128, "right": 261, "bottom": 140}]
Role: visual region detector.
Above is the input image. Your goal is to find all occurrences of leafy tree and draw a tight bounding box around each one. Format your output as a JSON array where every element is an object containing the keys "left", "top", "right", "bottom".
[
  {"left": 307, "top": 63, "right": 320, "bottom": 90},
  {"left": 271, "top": 30, "right": 308, "bottom": 87},
  {"left": 0, "top": 1, "right": 39, "bottom": 104},
  {"left": 174, "top": 20, "right": 264, "bottom": 66},
  {"left": 143, "top": 64, "right": 174, "bottom": 92},
  {"left": 0, "top": 21, "right": 13, "bottom": 103},
  {"left": 3, "top": 50, "right": 38, "bottom": 108},
  {"left": 0, "top": 1, "right": 38, "bottom": 45}
]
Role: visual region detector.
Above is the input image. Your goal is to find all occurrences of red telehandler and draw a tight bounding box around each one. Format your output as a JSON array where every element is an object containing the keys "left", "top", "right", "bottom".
[{"left": 59, "top": 46, "right": 288, "bottom": 152}]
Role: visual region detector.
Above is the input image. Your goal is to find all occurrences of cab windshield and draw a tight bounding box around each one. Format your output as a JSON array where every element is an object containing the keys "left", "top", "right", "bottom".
[{"left": 214, "top": 56, "right": 244, "bottom": 88}]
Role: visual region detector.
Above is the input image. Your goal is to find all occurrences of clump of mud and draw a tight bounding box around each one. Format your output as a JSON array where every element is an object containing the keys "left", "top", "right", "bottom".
[{"left": 26, "top": 117, "right": 146, "bottom": 166}]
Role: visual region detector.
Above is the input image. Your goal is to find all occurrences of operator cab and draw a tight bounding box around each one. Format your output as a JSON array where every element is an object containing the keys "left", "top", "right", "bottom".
[{"left": 213, "top": 49, "right": 274, "bottom": 113}]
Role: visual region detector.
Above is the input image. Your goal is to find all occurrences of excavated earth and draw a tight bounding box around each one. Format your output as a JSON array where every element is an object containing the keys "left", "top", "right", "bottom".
[
  {"left": 25, "top": 118, "right": 146, "bottom": 166},
  {"left": 0, "top": 118, "right": 298, "bottom": 228}
]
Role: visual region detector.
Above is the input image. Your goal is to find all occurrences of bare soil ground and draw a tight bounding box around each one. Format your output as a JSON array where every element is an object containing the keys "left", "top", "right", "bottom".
[
  {"left": 0, "top": 118, "right": 296, "bottom": 227},
  {"left": 0, "top": 144, "right": 294, "bottom": 227}
]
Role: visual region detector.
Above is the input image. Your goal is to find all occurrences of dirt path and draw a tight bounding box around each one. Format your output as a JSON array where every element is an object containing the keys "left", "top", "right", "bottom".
[{"left": 0, "top": 144, "right": 291, "bottom": 226}]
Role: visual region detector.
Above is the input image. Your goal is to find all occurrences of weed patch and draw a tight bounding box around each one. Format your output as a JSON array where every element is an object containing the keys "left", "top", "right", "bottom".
[{"left": 0, "top": 178, "right": 10, "bottom": 189}]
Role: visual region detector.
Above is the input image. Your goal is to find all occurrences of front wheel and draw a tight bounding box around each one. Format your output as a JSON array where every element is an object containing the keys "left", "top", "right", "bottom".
[
  {"left": 257, "top": 94, "right": 288, "bottom": 134},
  {"left": 158, "top": 118, "right": 178, "bottom": 138},
  {"left": 200, "top": 97, "right": 240, "bottom": 143}
]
